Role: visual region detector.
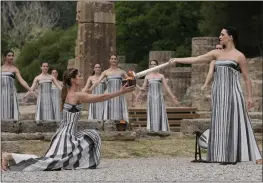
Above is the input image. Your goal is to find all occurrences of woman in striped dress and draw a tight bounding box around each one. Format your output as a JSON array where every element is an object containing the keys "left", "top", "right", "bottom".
[
  {"left": 82, "top": 63, "right": 106, "bottom": 120},
  {"left": 1, "top": 68, "right": 135, "bottom": 171},
  {"left": 89, "top": 55, "right": 130, "bottom": 122},
  {"left": 135, "top": 60, "right": 178, "bottom": 132},
  {"left": 1, "top": 50, "right": 35, "bottom": 120},
  {"left": 168, "top": 26, "right": 262, "bottom": 164},
  {"left": 24, "top": 62, "right": 62, "bottom": 121},
  {"left": 51, "top": 69, "right": 63, "bottom": 121}
]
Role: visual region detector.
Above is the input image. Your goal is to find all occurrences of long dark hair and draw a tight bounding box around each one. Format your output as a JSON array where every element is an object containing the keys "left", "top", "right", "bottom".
[
  {"left": 223, "top": 26, "right": 238, "bottom": 48},
  {"left": 61, "top": 68, "right": 79, "bottom": 111}
]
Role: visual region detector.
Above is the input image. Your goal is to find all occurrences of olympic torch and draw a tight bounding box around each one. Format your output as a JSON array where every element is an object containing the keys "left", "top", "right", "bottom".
[{"left": 123, "top": 60, "right": 175, "bottom": 86}]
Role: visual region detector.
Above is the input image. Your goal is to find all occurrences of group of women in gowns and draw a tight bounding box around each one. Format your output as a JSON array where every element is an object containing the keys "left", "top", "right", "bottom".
[
  {"left": 82, "top": 56, "right": 130, "bottom": 122},
  {"left": 1, "top": 52, "right": 63, "bottom": 122},
  {"left": 1, "top": 26, "right": 262, "bottom": 172}
]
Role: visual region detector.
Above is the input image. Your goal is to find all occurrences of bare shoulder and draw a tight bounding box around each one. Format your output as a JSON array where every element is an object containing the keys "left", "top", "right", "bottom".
[
  {"left": 103, "top": 69, "right": 109, "bottom": 75},
  {"left": 237, "top": 51, "right": 246, "bottom": 62},
  {"left": 34, "top": 75, "right": 40, "bottom": 82},
  {"left": 65, "top": 91, "right": 79, "bottom": 103},
  {"left": 213, "top": 49, "right": 222, "bottom": 60},
  {"left": 13, "top": 66, "right": 20, "bottom": 73}
]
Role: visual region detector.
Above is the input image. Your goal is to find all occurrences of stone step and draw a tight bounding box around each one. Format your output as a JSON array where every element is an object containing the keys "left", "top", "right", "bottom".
[
  {"left": 198, "top": 111, "right": 262, "bottom": 120},
  {"left": 180, "top": 118, "right": 262, "bottom": 136},
  {"left": 1, "top": 131, "right": 138, "bottom": 142},
  {"left": 19, "top": 110, "right": 262, "bottom": 121},
  {"left": 1, "top": 131, "right": 184, "bottom": 143},
  {"left": 1, "top": 119, "right": 103, "bottom": 133}
]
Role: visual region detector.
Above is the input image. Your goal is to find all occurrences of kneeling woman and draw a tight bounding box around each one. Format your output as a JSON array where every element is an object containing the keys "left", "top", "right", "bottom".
[{"left": 1, "top": 68, "right": 135, "bottom": 171}]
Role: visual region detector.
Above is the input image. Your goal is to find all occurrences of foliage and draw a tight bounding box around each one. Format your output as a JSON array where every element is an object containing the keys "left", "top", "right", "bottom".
[
  {"left": 116, "top": 2, "right": 202, "bottom": 69},
  {"left": 1, "top": 1, "right": 60, "bottom": 49},
  {"left": 16, "top": 25, "right": 77, "bottom": 92},
  {"left": 45, "top": 1, "right": 77, "bottom": 29},
  {"left": 199, "top": 1, "right": 263, "bottom": 57},
  {"left": 1, "top": 37, "right": 10, "bottom": 56}
]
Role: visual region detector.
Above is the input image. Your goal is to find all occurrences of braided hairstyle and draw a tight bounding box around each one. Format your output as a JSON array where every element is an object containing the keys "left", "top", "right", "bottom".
[{"left": 61, "top": 68, "right": 79, "bottom": 111}]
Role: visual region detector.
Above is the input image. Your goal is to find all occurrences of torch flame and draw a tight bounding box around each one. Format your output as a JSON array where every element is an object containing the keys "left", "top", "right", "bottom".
[{"left": 127, "top": 70, "right": 136, "bottom": 80}]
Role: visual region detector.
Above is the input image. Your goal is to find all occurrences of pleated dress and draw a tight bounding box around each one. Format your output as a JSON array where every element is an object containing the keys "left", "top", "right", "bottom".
[
  {"left": 207, "top": 60, "right": 262, "bottom": 163},
  {"left": 1, "top": 72, "right": 19, "bottom": 120},
  {"left": 146, "top": 78, "right": 169, "bottom": 132},
  {"left": 103, "top": 75, "right": 129, "bottom": 122},
  {"left": 9, "top": 103, "right": 101, "bottom": 171}
]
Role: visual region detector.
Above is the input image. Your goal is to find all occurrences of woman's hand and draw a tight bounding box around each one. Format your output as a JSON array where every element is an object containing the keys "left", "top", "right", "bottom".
[
  {"left": 120, "top": 83, "right": 136, "bottom": 94},
  {"left": 247, "top": 97, "right": 253, "bottom": 110},
  {"left": 201, "top": 85, "right": 207, "bottom": 91},
  {"left": 172, "top": 96, "right": 179, "bottom": 105}
]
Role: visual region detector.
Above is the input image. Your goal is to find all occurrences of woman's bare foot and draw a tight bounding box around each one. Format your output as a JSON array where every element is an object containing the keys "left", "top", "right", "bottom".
[
  {"left": 1, "top": 153, "right": 9, "bottom": 171},
  {"left": 256, "top": 159, "right": 263, "bottom": 164}
]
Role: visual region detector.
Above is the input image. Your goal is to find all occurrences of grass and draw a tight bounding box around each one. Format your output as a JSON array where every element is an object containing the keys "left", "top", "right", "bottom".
[{"left": 2, "top": 137, "right": 262, "bottom": 159}]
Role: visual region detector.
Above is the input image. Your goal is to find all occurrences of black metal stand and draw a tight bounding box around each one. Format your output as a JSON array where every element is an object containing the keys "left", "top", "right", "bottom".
[{"left": 191, "top": 131, "right": 207, "bottom": 163}]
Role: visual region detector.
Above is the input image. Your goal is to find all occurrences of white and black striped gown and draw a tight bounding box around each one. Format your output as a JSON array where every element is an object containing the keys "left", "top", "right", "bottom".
[
  {"left": 1, "top": 72, "right": 19, "bottom": 120},
  {"left": 147, "top": 78, "right": 169, "bottom": 132},
  {"left": 207, "top": 60, "right": 262, "bottom": 163},
  {"left": 51, "top": 84, "right": 61, "bottom": 121},
  {"left": 103, "top": 75, "right": 129, "bottom": 122},
  {"left": 9, "top": 103, "right": 101, "bottom": 171},
  {"left": 88, "top": 81, "right": 106, "bottom": 120},
  {"left": 35, "top": 80, "right": 55, "bottom": 121}
]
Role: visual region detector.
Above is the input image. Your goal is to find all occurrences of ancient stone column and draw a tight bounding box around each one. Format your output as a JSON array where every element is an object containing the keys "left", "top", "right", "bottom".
[
  {"left": 183, "top": 37, "right": 219, "bottom": 110},
  {"left": 75, "top": 1, "right": 116, "bottom": 84}
]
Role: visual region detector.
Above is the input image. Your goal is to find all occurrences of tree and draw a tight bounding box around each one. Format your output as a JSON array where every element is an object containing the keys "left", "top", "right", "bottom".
[
  {"left": 45, "top": 1, "right": 77, "bottom": 29},
  {"left": 1, "top": 1, "right": 60, "bottom": 48},
  {"left": 15, "top": 25, "right": 77, "bottom": 92},
  {"left": 199, "top": 1, "right": 263, "bottom": 57},
  {"left": 115, "top": 2, "right": 202, "bottom": 69}
]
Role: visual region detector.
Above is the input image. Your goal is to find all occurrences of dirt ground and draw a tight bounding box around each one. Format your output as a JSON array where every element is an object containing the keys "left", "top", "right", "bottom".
[{"left": 2, "top": 137, "right": 262, "bottom": 159}]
